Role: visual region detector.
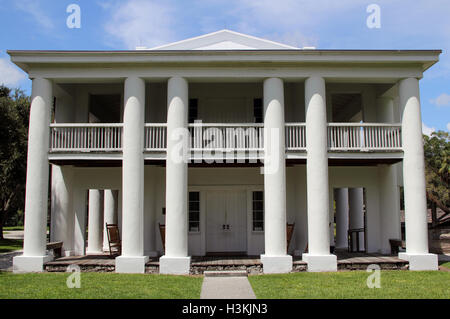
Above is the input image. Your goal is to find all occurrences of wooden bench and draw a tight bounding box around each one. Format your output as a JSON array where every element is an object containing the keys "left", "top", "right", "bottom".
[
  {"left": 46, "top": 241, "right": 63, "bottom": 258},
  {"left": 389, "top": 239, "right": 406, "bottom": 255}
]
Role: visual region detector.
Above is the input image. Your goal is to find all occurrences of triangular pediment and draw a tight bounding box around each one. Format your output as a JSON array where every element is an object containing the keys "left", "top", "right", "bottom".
[{"left": 147, "top": 29, "right": 299, "bottom": 50}]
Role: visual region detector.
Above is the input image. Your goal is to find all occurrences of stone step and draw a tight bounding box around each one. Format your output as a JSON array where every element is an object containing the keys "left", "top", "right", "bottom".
[{"left": 203, "top": 270, "right": 248, "bottom": 277}]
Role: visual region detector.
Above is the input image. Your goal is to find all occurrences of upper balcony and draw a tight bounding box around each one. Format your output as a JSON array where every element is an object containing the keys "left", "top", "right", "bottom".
[{"left": 48, "top": 122, "right": 403, "bottom": 164}]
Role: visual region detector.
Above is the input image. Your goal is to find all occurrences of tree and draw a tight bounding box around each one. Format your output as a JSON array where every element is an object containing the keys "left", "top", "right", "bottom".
[
  {"left": 423, "top": 131, "right": 450, "bottom": 223},
  {"left": 0, "top": 85, "right": 30, "bottom": 239}
]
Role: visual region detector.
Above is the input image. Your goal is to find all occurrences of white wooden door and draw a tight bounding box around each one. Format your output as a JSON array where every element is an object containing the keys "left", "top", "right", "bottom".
[{"left": 206, "top": 190, "right": 247, "bottom": 253}]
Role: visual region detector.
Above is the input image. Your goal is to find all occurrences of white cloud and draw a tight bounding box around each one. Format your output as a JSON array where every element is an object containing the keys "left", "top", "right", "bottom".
[
  {"left": 102, "top": 0, "right": 176, "bottom": 49},
  {"left": 422, "top": 122, "right": 436, "bottom": 136},
  {"left": 0, "top": 58, "right": 27, "bottom": 87},
  {"left": 15, "top": 0, "right": 54, "bottom": 30},
  {"left": 208, "top": 0, "right": 362, "bottom": 47},
  {"left": 430, "top": 93, "right": 450, "bottom": 107},
  {"left": 447, "top": 122, "right": 450, "bottom": 132}
]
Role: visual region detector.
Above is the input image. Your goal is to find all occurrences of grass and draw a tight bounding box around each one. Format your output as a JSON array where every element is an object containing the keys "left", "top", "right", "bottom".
[
  {"left": 3, "top": 226, "right": 24, "bottom": 231},
  {"left": 0, "top": 272, "right": 203, "bottom": 299},
  {"left": 0, "top": 238, "right": 23, "bottom": 253},
  {"left": 440, "top": 261, "right": 450, "bottom": 269},
  {"left": 248, "top": 270, "right": 450, "bottom": 299}
]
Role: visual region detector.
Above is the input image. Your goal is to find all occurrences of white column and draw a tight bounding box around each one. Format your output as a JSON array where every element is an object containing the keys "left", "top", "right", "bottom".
[
  {"left": 144, "top": 167, "right": 158, "bottom": 257},
  {"left": 335, "top": 188, "right": 349, "bottom": 249},
  {"left": 302, "top": 76, "right": 337, "bottom": 272},
  {"left": 348, "top": 188, "right": 365, "bottom": 251},
  {"left": 103, "top": 190, "right": 118, "bottom": 252},
  {"left": 377, "top": 97, "right": 401, "bottom": 254},
  {"left": 160, "top": 76, "right": 190, "bottom": 274},
  {"left": 87, "top": 190, "right": 104, "bottom": 254},
  {"left": 13, "top": 78, "right": 53, "bottom": 273},
  {"left": 398, "top": 78, "right": 437, "bottom": 270},
  {"left": 116, "top": 76, "right": 148, "bottom": 273},
  {"left": 73, "top": 187, "right": 87, "bottom": 255},
  {"left": 378, "top": 165, "right": 401, "bottom": 253},
  {"left": 50, "top": 165, "right": 74, "bottom": 256},
  {"left": 260, "top": 77, "right": 292, "bottom": 274}
]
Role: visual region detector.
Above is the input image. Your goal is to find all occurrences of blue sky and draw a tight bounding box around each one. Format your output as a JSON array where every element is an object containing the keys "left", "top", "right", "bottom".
[{"left": 0, "top": 0, "right": 449, "bottom": 132}]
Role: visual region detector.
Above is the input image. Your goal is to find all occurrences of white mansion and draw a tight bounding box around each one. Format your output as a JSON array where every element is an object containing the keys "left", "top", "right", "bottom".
[{"left": 10, "top": 30, "right": 440, "bottom": 273}]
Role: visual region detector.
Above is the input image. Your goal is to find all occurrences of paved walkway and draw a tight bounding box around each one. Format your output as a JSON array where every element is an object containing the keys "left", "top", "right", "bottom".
[{"left": 200, "top": 276, "right": 256, "bottom": 299}]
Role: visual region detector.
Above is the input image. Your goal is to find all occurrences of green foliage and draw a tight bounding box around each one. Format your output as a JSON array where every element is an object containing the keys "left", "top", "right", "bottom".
[
  {"left": 0, "top": 85, "right": 30, "bottom": 237},
  {"left": 423, "top": 131, "right": 450, "bottom": 212}
]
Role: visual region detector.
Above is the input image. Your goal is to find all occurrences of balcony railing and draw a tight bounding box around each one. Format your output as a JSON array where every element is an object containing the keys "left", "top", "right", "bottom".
[
  {"left": 285, "top": 123, "right": 306, "bottom": 151},
  {"left": 144, "top": 124, "right": 167, "bottom": 151},
  {"left": 49, "top": 123, "right": 402, "bottom": 154},
  {"left": 328, "top": 123, "right": 402, "bottom": 151},
  {"left": 50, "top": 123, "right": 123, "bottom": 152}
]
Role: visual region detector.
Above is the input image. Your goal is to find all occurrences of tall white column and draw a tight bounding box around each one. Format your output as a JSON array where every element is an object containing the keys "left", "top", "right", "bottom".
[
  {"left": 160, "top": 76, "right": 190, "bottom": 275},
  {"left": 50, "top": 165, "right": 75, "bottom": 256},
  {"left": 87, "top": 190, "right": 104, "bottom": 254},
  {"left": 260, "top": 77, "right": 292, "bottom": 274},
  {"left": 377, "top": 97, "right": 401, "bottom": 253},
  {"left": 116, "top": 76, "right": 148, "bottom": 273},
  {"left": 348, "top": 188, "right": 365, "bottom": 251},
  {"left": 398, "top": 77, "right": 437, "bottom": 270},
  {"left": 73, "top": 187, "right": 87, "bottom": 255},
  {"left": 103, "top": 190, "right": 118, "bottom": 252},
  {"left": 302, "top": 76, "right": 337, "bottom": 272},
  {"left": 13, "top": 78, "right": 53, "bottom": 273},
  {"left": 378, "top": 165, "right": 401, "bottom": 253},
  {"left": 335, "top": 188, "right": 349, "bottom": 249}
]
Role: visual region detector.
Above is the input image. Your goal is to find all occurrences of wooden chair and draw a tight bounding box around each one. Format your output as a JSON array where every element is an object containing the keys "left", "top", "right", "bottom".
[
  {"left": 159, "top": 223, "right": 165, "bottom": 252},
  {"left": 46, "top": 241, "right": 63, "bottom": 258},
  {"left": 106, "top": 223, "right": 121, "bottom": 257},
  {"left": 389, "top": 238, "right": 405, "bottom": 255},
  {"left": 287, "top": 223, "right": 295, "bottom": 250}
]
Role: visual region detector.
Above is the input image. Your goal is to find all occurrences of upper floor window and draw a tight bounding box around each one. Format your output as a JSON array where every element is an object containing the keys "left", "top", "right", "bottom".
[
  {"left": 252, "top": 191, "right": 264, "bottom": 231},
  {"left": 189, "top": 98, "right": 198, "bottom": 123},
  {"left": 253, "top": 98, "right": 263, "bottom": 123},
  {"left": 89, "top": 94, "right": 121, "bottom": 123},
  {"left": 189, "top": 191, "right": 200, "bottom": 232}
]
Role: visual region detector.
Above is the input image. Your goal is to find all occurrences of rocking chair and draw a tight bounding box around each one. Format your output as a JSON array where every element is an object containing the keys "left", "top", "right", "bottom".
[{"left": 106, "top": 223, "right": 121, "bottom": 257}]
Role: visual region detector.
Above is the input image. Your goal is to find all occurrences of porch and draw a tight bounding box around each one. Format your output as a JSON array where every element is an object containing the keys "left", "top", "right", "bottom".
[
  {"left": 48, "top": 122, "right": 403, "bottom": 161},
  {"left": 44, "top": 252, "right": 408, "bottom": 274}
]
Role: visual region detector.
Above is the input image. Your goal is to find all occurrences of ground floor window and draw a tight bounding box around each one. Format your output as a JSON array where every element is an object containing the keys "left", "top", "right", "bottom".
[
  {"left": 252, "top": 191, "right": 264, "bottom": 231},
  {"left": 189, "top": 192, "right": 200, "bottom": 232}
]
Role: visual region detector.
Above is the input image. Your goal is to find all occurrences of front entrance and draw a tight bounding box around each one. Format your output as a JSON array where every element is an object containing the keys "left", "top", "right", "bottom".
[{"left": 206, "top": 190, "right": 247, "bottom": 254}]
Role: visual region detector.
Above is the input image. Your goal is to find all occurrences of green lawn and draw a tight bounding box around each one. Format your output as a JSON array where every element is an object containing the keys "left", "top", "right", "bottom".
[
  {"left": 248, "top": 270, "right": 450, "bottom": 299},
  {"left": 0, "top": 272, "right": 203, "bottom": 299},
  {"left": 441, "top": 261, "right": 450, "bottom": 269},
  {"left": 0, "top": 238, "right": 23, "bottom": 253},
  {"left": 3, "top": 226, "right": 24, "bottom": 231}
]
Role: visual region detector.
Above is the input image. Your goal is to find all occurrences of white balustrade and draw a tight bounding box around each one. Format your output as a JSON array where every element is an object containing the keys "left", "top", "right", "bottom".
[
  {"left": 50, "top": 123, "right": 402, "bottom": 153},
  {"left": 285, "top": 123, "right": 306, "bottom": 150},
  {"left": 328, "top": 123, "right": 402, "bottom": 151},
  {"left": 144, "top": 124, "right": 167, "bottom": 151},
  {"left": 50, "top": 124, "right": 123, "bottom": 152}
]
